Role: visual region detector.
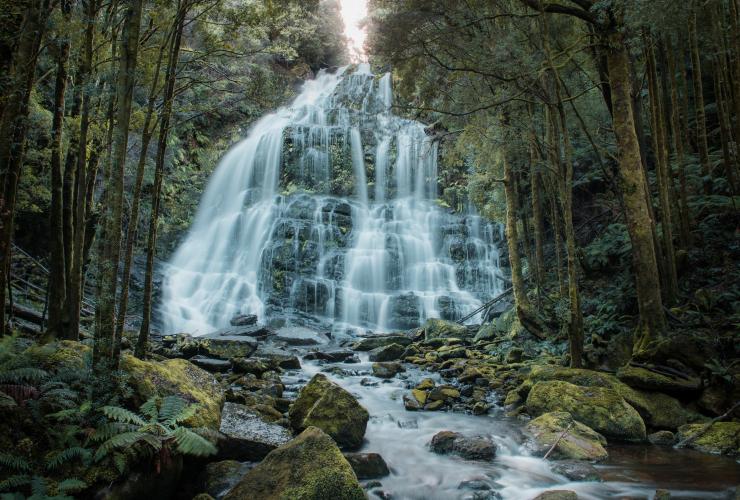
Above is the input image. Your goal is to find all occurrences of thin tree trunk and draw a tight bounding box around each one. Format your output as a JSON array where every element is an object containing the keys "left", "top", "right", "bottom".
[
  {"left": 503, "top": 154, "right": 531, "bottom": 317},
  {"left": 606, "top": 34, "right": 666, "bottom": 353},
  {"left": 689, "top": 13, "right": 712, "bottom": 194},
  {"left": 93, "top": 0, "right": 143, "bottom": 376}
]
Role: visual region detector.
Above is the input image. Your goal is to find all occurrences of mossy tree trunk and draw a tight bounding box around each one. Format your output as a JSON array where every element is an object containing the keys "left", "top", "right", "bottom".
[{"left": 688, "top": 13, "right": 712, "bottom": 194}]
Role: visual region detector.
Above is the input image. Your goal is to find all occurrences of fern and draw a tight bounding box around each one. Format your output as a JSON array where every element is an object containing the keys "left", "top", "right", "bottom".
[
  {"left": 172, "top": 427, "right": 217, "bottom": 457},
  {"left": 0, "top": 390, "right": 16, "bottom": 408},
  {"left": 101, "top": 405, "right": 146, "bottom": 426},
  {"left": 0, "top": 368, "right": 48, "bottom": 384},
  {"left": 45, "top": 447, "right": 91, "bottom": 470},
  {"left": 158, "top": 395, "right": 187, "bottom": 424},
  {"left": 57, "top": 478, "right": 87, "bottom": 493},
  {"left": 0, "top": 453, "right": 31, "bottom": 472},
  {"left": 0, "top": 474, "right": 31, "bottom": 492}
]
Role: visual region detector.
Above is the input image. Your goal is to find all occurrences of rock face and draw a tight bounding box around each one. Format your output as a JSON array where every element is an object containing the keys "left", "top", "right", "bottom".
[
  {"left": 526, "top": 380, "right": 646, "bottom": 441},
  {"left": 429, "top": 431, "right": 496, "bottom": 460},
  {"left": 223, "top": 427, "right": 365, "bottom": 500},
  {"left": 120, "top": 355, "right": 224, "bottom": 429},
  {"left": 218, "top": 403, "right": 292, "bottom": 461},
  {"left": 343, "top": 452, "right": 390, "bottom": 479},
  {"left": 676, "top": 422, "right": 740, "bottom": 456},
  {"left": 525, "top": 412, "right": 608, "bottom": 461},
  {"left": 289, "top": 373, "right": 369, "bottom": 450}
]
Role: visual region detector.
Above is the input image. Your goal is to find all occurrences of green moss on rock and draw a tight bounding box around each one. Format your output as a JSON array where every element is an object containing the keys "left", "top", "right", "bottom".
[
  {"left": 676, "top": 422, "right": 740, "bottom": 457},
  {"left": 616, "top": 365, "right": 701, "bottom": 395},
  {"left": 423, "top": 318, "right": 469, "bottom": 340},
  {"left": 525, "top": 411, "right": 608, "bottom": 461},
  {"left": 526, "top": 380, "right": 646, "bottom": 441},
  {"left": 223, "top": 427, "right": 365, "bottom": 500}
]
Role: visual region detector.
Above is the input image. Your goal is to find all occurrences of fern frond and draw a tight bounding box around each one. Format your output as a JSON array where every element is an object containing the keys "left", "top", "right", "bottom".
[
  {"left": 101, "top": 406, "right": 146, "bottom": 426},
  {"left": 138, "top": 398, "right": 158, "bottom": 420},
  {"left": 93, "top": 432, "right": 149, "bottom": 461},
  {"left": 0, "top": 453, "right": 31, "bottom": 472},
  {"left": 0, "top": 367, "right": 48, "bottom": 383},
  {"left": 0, "top": 474, "right": 31, "bottom": 492},
  {"left": 169, "top": 403, "right": 198, "bottom": 426},
  {"left": 29, "top": 475, "right": 47, "bottom": 497},
  {"left": 57, "top": 478, "right": 87, "bottom": 493},
  {"left": 0, "top": 390, "right": 17, "bottom": 408},
  {"left": 158, "top": 396, "right": 187, "bottom": 424},
  {"left": 113, "top": 452, "right": 127, "bottom": 474},
  {"left": 45, "top": 447, "right": 92, "bottom": 470},
  {"left": 172, "top": 427, "right": 217, "bottom": 457}
]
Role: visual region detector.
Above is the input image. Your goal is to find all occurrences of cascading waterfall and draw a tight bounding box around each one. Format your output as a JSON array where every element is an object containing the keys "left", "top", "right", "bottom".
[{"left": 161, "top": 64, "right": 505, "bottom": 335}]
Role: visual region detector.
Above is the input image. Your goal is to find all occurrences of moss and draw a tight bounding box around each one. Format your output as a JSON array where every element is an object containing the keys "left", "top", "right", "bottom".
[
  {"left": 24, "top": 340, "right": 90, "bottom": 371},
  {"left": 526, "top": 380, "right": 646, "bottom": 441},
  {"left": 676, "top": 422, "right": 740, "bottom": 456},
  {"left": 423, "top": 318, "right": 469, "bottom": 340},
  {"left": 616, "top": 365, "right": 701, "bottom": 395},
  {"left": 412, "top": 389, "right": 427, "bottom": 405},
  {"left": 525, "top": 411, "right": 608, "bottom": 461},
  {"left": 224, "top": 427, "right": 365, "bottom": 500},
  {"left": 120, "top": 355, "right": 224, "bottom": 429}
]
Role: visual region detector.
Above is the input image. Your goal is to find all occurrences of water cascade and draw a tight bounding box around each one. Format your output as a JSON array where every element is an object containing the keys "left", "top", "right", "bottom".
[{"left": 160, "top": 65, "right": 505, "bottom": 335}]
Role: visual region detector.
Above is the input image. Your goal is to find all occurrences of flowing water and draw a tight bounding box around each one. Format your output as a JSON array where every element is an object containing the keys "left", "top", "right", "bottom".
[{"left": 160, "top": 65, "right": 504, "bottom": 336}]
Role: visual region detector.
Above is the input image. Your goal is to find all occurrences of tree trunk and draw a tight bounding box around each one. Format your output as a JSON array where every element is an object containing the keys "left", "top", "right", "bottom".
[
  {"left": 503, "top": 154, "right": 531, "bottom": 319},
  {"left": 93, "top": 0, "right": 143, "bottom": 376},
  {"left": 689, "top": 13, "right": 712, "bottom": 194},
  {"left": 606, "top": 33, "right": 666, "bottom": 353}
]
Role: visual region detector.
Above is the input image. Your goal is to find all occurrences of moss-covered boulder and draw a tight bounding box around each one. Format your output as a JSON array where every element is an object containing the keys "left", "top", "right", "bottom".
[
  {"left": 289, "top": 374, "right": 369, "bottom": 450},
  {"left": 24, "top": 340, "right": 91, "bottom": 370},
  {"left": 676, "top": 422, "right": 740, "bottom": 456},
  {"left": 532, "top": 490, "right": 579, "bottom": 500},
  {"left": 525, "top": 412, "right": 608, "bottom": 461},
  {"left": 616, "top": 365, "right": 701, "bottom": 396},
  {"left": 368, "top": 343, "right": 405, "bottom": 362},
  {"left": 223, "top": 427, "right": 365, "bottom": 500},
  {"left": 423, "top": 318, "right": 469, "bottom": 340},
  {"left": 120, "top": 355, "right": 224, "bottom": 429},
  {"left": 351, "top": 334, "right": 412, "bottom": 351},
  {"left": 526, "top": 380, "right": 646, "bottom": 441}
]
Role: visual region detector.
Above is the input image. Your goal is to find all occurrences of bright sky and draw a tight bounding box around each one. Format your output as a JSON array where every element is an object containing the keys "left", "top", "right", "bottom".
[{"left": 339, "top": 0, "right": 368, "bottom": 62}]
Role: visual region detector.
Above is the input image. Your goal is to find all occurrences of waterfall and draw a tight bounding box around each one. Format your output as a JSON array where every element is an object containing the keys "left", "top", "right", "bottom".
[{"left": 160, "top": 65, "right": 505, "bottom": 335}]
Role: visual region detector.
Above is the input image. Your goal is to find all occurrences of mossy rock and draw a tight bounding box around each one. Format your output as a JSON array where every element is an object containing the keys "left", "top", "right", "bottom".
[
  {"left": 223, "top": 427, "right": 365, "bottom": 500},
  {"left": 525, "top": 412, "right": 608, "bottom": 461},
  {"left": 423, "top": 318, "right": 469, "bottom": 340},
  {"left": 289, "top": 374, "right": 369, "bottom": 450},
  {"left": 24, "top": 340, "right": 90, "bottom": 371},
  {"left": 526, "top": 380, "right": 646, "bottom": 441},
  {"left": 676, "top": 422, "right": 740, "bottom": 456},
  {"left": 532, "top": 490, "right": 579, "bottom": 500},
  {"left": 616, "top": 365, "right": 701, "bottom": 396},
  {"left": 120, "top": 355, "right": 224, "bottom": 429}
]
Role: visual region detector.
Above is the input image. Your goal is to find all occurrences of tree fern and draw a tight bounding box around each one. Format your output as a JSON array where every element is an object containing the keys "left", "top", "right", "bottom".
[
  {"left": 45, "top": 447, "right": 92, "bottom": 470},
  {"left": 0, "top": 474, "right": 31, "bottom": 492},
  {"left": 0, "top": 390, "right": 17, "bottom": 408},
  {"left": 57, "top": 478, "right": 87, "bottom": 493},
  {"left": 172, "top": 427, "right": 217, "bottom": 457},
  {"left": 0, "top": 453, "right": 31, "bottom": 472},
  {"left": 158, "top": 395, "right": 187, "bottom": 424},
  {"left": 101, "top": 405, "right": 146, "bottom": 426},
  {"left": 0, "top": 367, "right": 48, "bottom": 384}
]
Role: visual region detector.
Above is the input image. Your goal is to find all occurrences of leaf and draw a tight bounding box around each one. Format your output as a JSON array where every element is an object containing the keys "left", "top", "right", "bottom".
[
  {"left": 0, "top": 453, "right": 31, "bottom": 472},
  {"left": 101, "top": 405, "right": 146, "bottom": 426},
  {"left": 45, "top": 447, "right": 92, "bottom": 470},
  {"left": 0, "top": 474, "right": 31, "bottom": 492},
  {"left": 94, "top": 432, "right": 149, "bottom": 462},
  {"left": 57, "top": 478, "right": 87, "bottom": 493},
  {"left": 172, "top": 427, "right": 217, "bottom": 457},
  {"left": 158, "top": 396, "right": 187, "bottom": 425}
]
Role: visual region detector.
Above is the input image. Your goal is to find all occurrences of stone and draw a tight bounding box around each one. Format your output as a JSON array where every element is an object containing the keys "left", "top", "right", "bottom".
[
  {"left": 550, "top": 460, "right": 601, "bottom": 482},
  {"left": 472, "top": 402, "right": 489, "bottom": 415},
  {"left": 423, "top": 318, "right": 469, "bottom": 340},
  {"left": 429, "top": 431, "right": 496, "bottom": 460},
  {"left": 416, "top": 378, "right": 435, "bottom": 390},
  {"left": 616, "top": 365, "right": 701, "bottom": 396},
  {"left": 368, "top": 343, "right": 405, "bottom": 362},
  {"left": 254, "top": 346, "right": 301, "bottom": 369},
  {"left": 230, "top": 313, "right": 258, "bottom": 326},
  {"left": 403, "top": 394, "right": 421, "bottom": 411},
  {"left": 275, "top": 326, "right": 329, "bottom": 346},
  {"left": 121, "top": 355, "right": 224, "bottom": 429},
  {"left": 343, "top": 453, "right": 390, "bottom": 479},
  {"left": 289, "top": 373, "right": 369, "bottom": 450},
  {"left": 411, "top": 389, "right": 427, "bottom": 405},
  {"left": 218, "top": 403, "right": 292, "bottom": 461},
  {"left": 676, "top": 422, "right": 740, "bottom": 456},
  {"left": 231, "top": 357, "right": 272, "bottom": 377},
  {"left": 202, "top": 460, "right": 252, "bottom": 498},
  {"left": 372, "top": 362, "right": 405, "bottom": 379},
  {"left": 304, "top": 350, "right": 357, "bottom": 363},
  {"left": 352, "top": 334, "right": 412, "bottom": 351},
  {"left": 532, "top": 490, "right": 578, "bottom": 500},
  {"left": 189, "top": 355, "right": 231, "bottom": 373},
  {"left": 437, "top": 346, "right": 468, "bottom": 360},
  {"left": 424, "top": 400, "right": 445, "bottom": 411},
  {"left": 506, "top": 347, "right": 524, "bottom": 363},
  {"left": 526, "top": 380, "right": 646, "bottom": 441},
  {"left": 648, "top": 430, "right": 676, "bottom": 446},
  {"left": 428, "top": 385, "right": 460, "bottom": 401},
  {"left": 198, "top": 332, "right": 258, "bottom": 359},
  {"left": 653, "top": 489, "right": 671, "bottom": 500},
  {"left": 223, "top": 427, "right": 365, "bottom": 500},
  {"left": 525, "top": 412, "right": 608, "bottom": 461}
]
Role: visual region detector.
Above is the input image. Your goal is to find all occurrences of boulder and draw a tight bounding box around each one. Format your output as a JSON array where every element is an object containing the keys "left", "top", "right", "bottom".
[
  {"left": 351, "top": 334, "right": 412, "bottom": 351},
  {"left": 428, "top": 385, "right": 460, "bottom": 402},
  {"left": 223, "top": 427, "right": 364, "bottom": 500},
  {"left": 372, "top": 362, "right": 405, "bottom": 379},
  {"left": 275, "top": 326, "right": 329, "bottom": 346},
  {"left": 423, "top": 318, "right": 469, "bottom": 340},
  {"left": 343, "top": 453, "right": 390, "bottom": 479},
  {"left": 254, "top": 346, "right": 301, "bottom": 369},
  {"left": 429, "top": 431, "right": 496, "bottom": 460},
  {"left": 524, "top": 412, "right": 608, "bottom": 461},
  {"left": 304, "top": 350, "right": 357, "bottom": 363},
  {"left": 121, "top": 355, "right": 224, "bottom": 429},
  {"left": 403, "top": 394, "right": 422, "bottom": 411},
  {"left": 231, "top": 357, "right": 273, "bottom": 377},
  {"left": 289, "top": 373, "right": 369, "bottom": 450},
  {"left": 189, "top": 355, "right": 231, "bottom": 373},
  {"left": 532, "top": 491, "right": 578, "bottom": 500},
  {"left": 676, "top": 422, "right": 740, "bottom": 456},
  {"left": 648, "top": 430, "right": 676, "bottom": 446},
  {"left": 218, "top": 403, "right": 292, "bottom": 461},
  {"left": 197, "top": 332, "right": 258, "bottom": 359},
  {"left": 201, "top": 460, "right": 252, "bottom": 498},
  {"left": 368, "top": 343, "right": 405, "bottom": 362},
  {"left": 230, "top": 314, "right": 258, "bottom": 326},
  {"left": 549, "top": 461, "right": 601, "bottom": 482},
  {"left": 526, "top": 380, "right": 646, "bottom": 441},
  {"left": 616, "top": 365, "right": 701, "bottom": 396}
]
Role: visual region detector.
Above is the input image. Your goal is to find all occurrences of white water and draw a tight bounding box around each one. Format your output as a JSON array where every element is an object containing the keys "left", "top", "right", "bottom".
[{"left": 160, "top": 65, "right": 504, "bottom": 335}]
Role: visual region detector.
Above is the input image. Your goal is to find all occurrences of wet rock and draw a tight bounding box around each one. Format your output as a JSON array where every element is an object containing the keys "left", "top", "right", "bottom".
[
  {"left": 424, "top": 400, "right": 445, "bottom": 411},
  {"left": 275, "top": 326, "right": 329, "bottom": 345},
  {"left": 369, "top": 343, "right": 405, "bottom": 362},
  {"left": 403, "top": 393, "right": 422, "bottom": 411},
  {"left": 648, "top": 430, "right": 676, "bottom": 446},
  {"left": 416, "top": 378, "right": 435, "bottom": 390},
  {"left": 218, "top": 403, "right": 292, "bottom": 461},
  {"left": 429, "top": 431, "right": 496, "bottom": 460},
  {"left": 411, "top": 389, "right": 427, "bottom": 405},
  {"left": 458, "top": 479, "right": 492, "bottom": 491},
  {"left": 201, "top": 460, "right": 252, "bottom": 498},
  {"left": 676, "top": 422, "right": 740, "bottom": 456},
  {"left": 506, "top": 347, "right": 524, "bottom": 363},
  {"left": 428, "top": 385, "right": 460, "bottom": 402},
  {"left": 472, "top": 402, "right": 489, "bottom": 415},
  {"left": 189, "top": 355, "right": 232, "bottom": 373},
  {"left": 352, "top": 334, "right": 412, "bottom": 351},
  {"left": 304, "top": 350, "right": 357, "bottom": 363},
  {"left": 254, "top": 346, "right": 301, "bottom": 369},
  {"left": 343, "top": 452, "right": 390, "bottom": 479},
  {"left": 437, "top": 346, "right": 468, "bottom": 361},
  {"left": 372, "top": 362, "right": 405, "bottom": 379},
  {"left": 289, "top": 373, "right": 369, "bottom": 450},
  {"left": 198, "top": 332, "right": 258, "bottom": 359},
  {"left": 531, "top": 490, "right": 578, "bottom": 500},
  {"left": 653, "top": 489, "right": 671, "bottom": 500},
  {"left": 231, "top": 357, "right": 272, "bottom": 377},
  {"left": 423, "top": 318, "right": 469, "bottom": 340},
  {"left": 616, "top": 365, "right": 701, "bottom": 396},
  {"left": 550, "top": 460, "right": 601, "bottom": 481},
  {"left": 223, "top": 427, "right": 365, "bottom": 500},
  {"left": 524, "top": 411, "right": 608, "bottom": 461},
  {"left": 230, "top": 313, "right": 258, "bottom": 326},
  {"left": 526, "top": 380, "right": 646, "bottom": 441}
]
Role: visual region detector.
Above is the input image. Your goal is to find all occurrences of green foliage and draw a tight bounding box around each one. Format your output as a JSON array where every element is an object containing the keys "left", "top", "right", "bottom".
[{"left": 583, "top": 223, "right": 632, "bottom": 271}]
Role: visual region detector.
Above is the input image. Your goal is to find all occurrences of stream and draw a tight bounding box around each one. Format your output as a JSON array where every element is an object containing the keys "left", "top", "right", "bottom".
[{"left": 283, "top": 352, "right": 740, "bottom": 500}]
